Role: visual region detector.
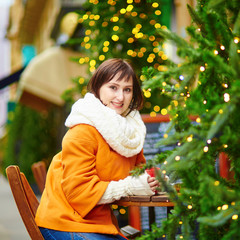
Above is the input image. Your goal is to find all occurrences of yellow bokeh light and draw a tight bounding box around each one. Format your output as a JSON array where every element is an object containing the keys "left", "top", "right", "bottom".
[
  {"left": 126, "top": 4, "right": 134, "bottom": 11},
  {"left": 163, "top": 133, "right": 168, "bottom": 138},
  {"left": 79, "top": 58, "right": 85, "bottom": 64},
  {"left": 161, "top": 108, "right": 168, "bottom": 115},
  {"left": 102, "top": 22, "right": 108, "bottom": 27},
  {"left": 94, "top": 15, "right": 100, "bottom": 20},
  {"left": 113, "top": 26, "right": 119, "bottom": 31},
  {"left": 149, "top": 35, "right": 155, "bottom": 41},
  {"left": 196, "top": 117, "right": 201, "bottom": 123},
  {"left": 120, "top": 8, "right": 126, "bottom": 14},
  {"left": 119, "top": 208, "right": 126, "bottom": 214},
  {"left": 152, "top": 2, "right": 159, "bottom": 8},
  {"left": 128, "top": 37, "right": 134, "bottom": 43},
  {"left": 144, "top": 90, "right": 151, "bottom": 98},
  {"left": 103, "top": 46, "right": 109, "bottom": 52},
  {"left": 175, "top": 156, "right": 180, "bottom": 161},
  {"left": 188, "top": 205, "right": 192, "bottom": 209},
  {"left": 232, "top": 215, "right": 238, "bottom": 220},
  {"left": 155, "top": 10, "right": 161, "bottom": 15},
  {"left": 103, "top": 41, "right": 110, "bottom": 46},
  {"left": 78, "top": 77, "right": 84, "bottom": 84},
  {"left": 162, "top": 54, "right": 168, "bottom": 60},
  {"left": 153, "top": 105, "right": 160, "bottom": 112},
  {"left": 84, "top": 36, "right": 90, "bottom": 42},
  {"left": 187, "top": 135, "right": 193, "bottom": 142},
  {"left": 203, "top": 146, "right": 209, "bottom": 152},
  {"left": 99, "top": 55, "right": 105, "bottom": 61},
  {"left": 89, "top": 20, "right": 95, "bottom": 26},
  {"left": 147, "top": 57, "right": 154, "bottom": 63},
  {"left": 112, "top": 204, "right": 118, "bottom": 209},
  {"left": 222, "top": 204, "right": 228, "bottom": 210},
  {"left": 82, "top": 14, "right": 88, "bottom": 20},
  {"left": 85, "top": 29, "right": 91, "bottom": 35},
  {"left": 89, "top": 60, "right": 96, "bottom": 66},
  {"left": 131, "top": 12, "right": 138, "bottom": 17},
  {"left": 150, "top": 111, "right": 157, "bottom": 117},
  {"left": 112, "top": 16, "right": 119, "bottom": 22},
  {"left": 127, "top": 50, "right": 134, "bottom": 56}
]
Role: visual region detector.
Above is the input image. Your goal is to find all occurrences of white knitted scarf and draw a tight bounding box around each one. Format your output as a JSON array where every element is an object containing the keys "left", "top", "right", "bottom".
[{"left": 65, "top": 93, "right": 146, "bottom": 157}]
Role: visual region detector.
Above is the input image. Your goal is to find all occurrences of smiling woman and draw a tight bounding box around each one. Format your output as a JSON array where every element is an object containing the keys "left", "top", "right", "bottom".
[{"left": 35, "top": 58, "right": 159, "bottom": 240}]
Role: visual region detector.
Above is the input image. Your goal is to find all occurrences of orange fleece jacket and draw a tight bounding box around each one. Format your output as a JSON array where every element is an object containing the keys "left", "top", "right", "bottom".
[{"left": 35, "top": 124, "right": 145, "bottom": 236}]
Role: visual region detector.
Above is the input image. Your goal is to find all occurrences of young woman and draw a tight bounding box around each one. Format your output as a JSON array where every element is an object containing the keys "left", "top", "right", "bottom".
[{"left": 35, "top": 58, "right": 159, "bottom": 240}]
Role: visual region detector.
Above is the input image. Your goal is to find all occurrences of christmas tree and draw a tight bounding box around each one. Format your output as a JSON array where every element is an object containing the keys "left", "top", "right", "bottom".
[
  {"left": 131, "top": 0, "right": 240, "bottom": 239},
  {"left": 62, "top": 0, "right": 172, "bottom": 113}
]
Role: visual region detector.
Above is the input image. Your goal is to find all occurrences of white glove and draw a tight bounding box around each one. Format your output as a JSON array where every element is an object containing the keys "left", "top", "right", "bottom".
[{"left": 98, "top": 173, "right": 155, "bottom": 204}]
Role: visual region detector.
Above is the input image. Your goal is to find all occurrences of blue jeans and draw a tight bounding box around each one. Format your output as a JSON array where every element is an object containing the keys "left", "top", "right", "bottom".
[{"left": 39, "top": 227, "right": 126, "bottom": 240}]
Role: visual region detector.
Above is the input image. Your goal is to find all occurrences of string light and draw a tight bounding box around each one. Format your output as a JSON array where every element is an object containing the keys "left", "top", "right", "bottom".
[
  {"left": 99, "top": 55, "right": 105, "bottom": 61},
  {"left": 188, "top": 205, "right": 193, "bottom": 209},
  {"left": 203, "top": 146, "right": 209, "bottom": 152},
  {"left": 234, "top": 37, "right": 239, "bottom": 44},
  {"left": 175, "top": 156, "right": 180, "bottom": 161},
  {"left": 222, "top": 204, "right": 228, "bottom": 210},
  {"left": 187, "top": 135, "right": 193, "bottom": 142},
  {"left": 200, "top": 66, "right": 205, "bottom": 72},
  {"left": 163, "top": 133, "right": 168, "bottom": 138},
  {"left": 224, "top": 93, "right": 230, "bottom": 102},
  {"left": 207, "top": 139, "right": 211, "bottom": 144},
  {"left": 153, "top": 105, "right": 160, "bottom": 112},
  {"left": 161, "top": 108, "right": 168, "bottom": 115},
  {"left": 214, "top": 50, "right": 219, "bottom": 55},
  {"left": 196, "top": 117, "right": 201, "bottom": 123},
  {"left": 152, "top": 2, "right": 159, "bottom": 8},
  {"left": 78, "top": 77, "right": 84, "bottom": 84},
  {"left": 220, "top": 45, "right": 225, "bottom": 50},
  {"left": 232, "top": 215, "right": 238, "bottom": 220},
  {"left": 214, "top": 181, "right": 220, "bottom": 186},
  {"left": 111, "top": 35, "right": 119, "bottom": 41},
  {"left": 150, "top": 111, "right": 157, "bottom": 117},
  {"left": 219, "top": 109, "right": 223, "bottom": 114},
  {"left": 179, "top": 75, "right": 184, "bottom": 80},
  {"left": 120, "top": 8, "right": 126, "bottom": 14}
]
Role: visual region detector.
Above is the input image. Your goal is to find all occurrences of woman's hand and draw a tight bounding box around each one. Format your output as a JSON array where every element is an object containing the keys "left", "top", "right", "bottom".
[{"left": 147, "top": 176, "right": 160, "bottom": 193}]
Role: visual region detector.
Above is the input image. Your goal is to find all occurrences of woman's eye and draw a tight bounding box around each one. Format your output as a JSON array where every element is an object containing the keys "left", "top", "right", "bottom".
[
  {"left": 125, "top": 88, "right": 132, "bottom": 92},
  {"left": 110, "top": 86, "right": 117, "bottom": 90}
]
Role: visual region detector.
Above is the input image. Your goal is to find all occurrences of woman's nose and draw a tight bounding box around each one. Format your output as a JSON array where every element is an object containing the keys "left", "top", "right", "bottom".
[{"left": 116, "top": 90, "right": 124, "bottom": 101}]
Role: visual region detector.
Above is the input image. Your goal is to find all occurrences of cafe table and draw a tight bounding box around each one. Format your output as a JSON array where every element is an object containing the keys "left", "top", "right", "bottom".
[{"left": 114, "top": 194, "right": 174, "bottom": 230}]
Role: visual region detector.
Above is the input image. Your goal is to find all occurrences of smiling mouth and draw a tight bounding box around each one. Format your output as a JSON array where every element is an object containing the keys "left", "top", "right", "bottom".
[{"left": 112, "top": 102, "right": 123, "bottom": 108}]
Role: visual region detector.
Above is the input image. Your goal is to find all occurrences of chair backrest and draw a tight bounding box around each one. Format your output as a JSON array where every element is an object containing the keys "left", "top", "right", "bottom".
[
  {"left": 6, "top": 165, "right": 44, "bottom": 240},
  {"left": 31, "top": 161, "right": 47, "bottom": 194}
]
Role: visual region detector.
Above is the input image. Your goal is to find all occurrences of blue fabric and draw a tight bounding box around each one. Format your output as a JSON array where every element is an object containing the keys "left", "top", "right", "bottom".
[{"left": 39, "top": 227, "right": 126, "bottom": 240}]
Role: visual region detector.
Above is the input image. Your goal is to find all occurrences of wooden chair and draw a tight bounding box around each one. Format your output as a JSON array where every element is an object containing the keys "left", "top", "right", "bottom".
[
  {"left": 6, "top": 165, "right": 44, "bottom": 239},
  {"left": 31, "top": 161, "right": 47, "bottom": 194}
]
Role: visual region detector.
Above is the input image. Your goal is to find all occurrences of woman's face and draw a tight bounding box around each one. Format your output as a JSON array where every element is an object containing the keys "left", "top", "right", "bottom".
[{"left": 99, "top": 73, "right": 133, "bottom": 115}]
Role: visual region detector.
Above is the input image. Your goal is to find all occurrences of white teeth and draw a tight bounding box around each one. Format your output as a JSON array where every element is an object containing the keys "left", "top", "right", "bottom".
[{"left": 112, "top": 102, "right": 123, "bottom": 106}]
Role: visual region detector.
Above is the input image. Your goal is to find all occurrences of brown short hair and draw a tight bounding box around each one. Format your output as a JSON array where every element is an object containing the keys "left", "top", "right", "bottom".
[{"left": 88, "top": 58, "right": 143, "bottom": 113}]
